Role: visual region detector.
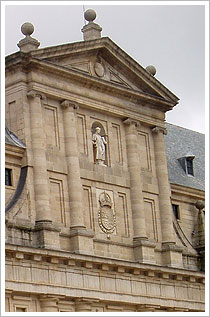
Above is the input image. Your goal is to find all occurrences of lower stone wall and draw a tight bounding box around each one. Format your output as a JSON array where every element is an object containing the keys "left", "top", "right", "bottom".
[
  {"left": 6, "top": 292, "right": 201, "bottom": 312},
  {"left": 5, "top": 244, "right": 205, "bottom": 312}
]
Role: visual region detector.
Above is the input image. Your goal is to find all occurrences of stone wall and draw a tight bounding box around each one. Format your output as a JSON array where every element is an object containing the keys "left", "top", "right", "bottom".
[{"left": 5, "top": 246, "right": 205, "bottom": 312}]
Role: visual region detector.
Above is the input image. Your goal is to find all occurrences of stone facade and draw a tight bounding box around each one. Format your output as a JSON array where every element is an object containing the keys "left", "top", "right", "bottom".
[{"left": 5, "top": 14, "right": 205, "bottom": 313}]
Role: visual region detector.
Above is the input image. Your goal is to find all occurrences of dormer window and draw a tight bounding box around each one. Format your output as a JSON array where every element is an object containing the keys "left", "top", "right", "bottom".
[
  {"left": 186, "top": 158, "right": 194, "bottom": 176},
  {"left": 178, "top": 150, "right": 195, "bottom": 177}
]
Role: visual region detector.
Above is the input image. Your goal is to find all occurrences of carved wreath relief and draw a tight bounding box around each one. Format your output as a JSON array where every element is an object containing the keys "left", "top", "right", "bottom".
[{"left": 98, "top": 192, "right": 116, "bottom": 236}]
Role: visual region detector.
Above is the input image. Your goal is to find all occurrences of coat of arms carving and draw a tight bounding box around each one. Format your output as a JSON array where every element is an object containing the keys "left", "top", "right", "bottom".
[{"left": 98, "top": 192, "right": 116, "bottom": 235}]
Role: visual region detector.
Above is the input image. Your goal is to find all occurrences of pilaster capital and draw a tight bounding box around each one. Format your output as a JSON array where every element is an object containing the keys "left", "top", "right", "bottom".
[
  {"left": 123, "top": 118, "right": 141, "bottom": 128},
  {"left": 151, "top": 126, "right": 167, "bottom": 135},
  {"left": 60, "top": 100, "right": 79, "bottom": 110},
  {"left": 27, "top": 89, "right": 46, "bottom": 100}
]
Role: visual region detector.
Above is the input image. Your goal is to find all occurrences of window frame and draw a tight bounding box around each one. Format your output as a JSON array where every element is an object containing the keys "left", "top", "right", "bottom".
[
  {"left": 172, "top": 204, "right": 180, "bottom": 220},
  {"left": 15, "top": 306, "right": 28, "bottom": 312},
  {"left": 186, "top": 158, "right": 194, "bottom": 176},
  {"left": 5, "top": 168, "right": 13, "bottom": 186}
]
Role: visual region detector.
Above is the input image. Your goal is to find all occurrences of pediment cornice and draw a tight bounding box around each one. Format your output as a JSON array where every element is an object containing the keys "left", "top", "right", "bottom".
[
  {"left": 5, "top": 37, "right": 179, "bottom": 110},
  {"left": 23, "top": 57, "right": 176, "bottom": 112}
]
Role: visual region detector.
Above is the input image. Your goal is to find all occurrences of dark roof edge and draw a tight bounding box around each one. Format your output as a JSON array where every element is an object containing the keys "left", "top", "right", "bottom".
[
  {"left": 166, "top": 122, "right": 205, "bottom": 135},
  {"left": 5, "top": 124, "right": 26, "bottom": 148}
]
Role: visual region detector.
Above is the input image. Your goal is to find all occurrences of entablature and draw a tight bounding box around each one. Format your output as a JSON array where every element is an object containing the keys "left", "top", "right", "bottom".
[{"left": 5, "top": 244, "right": 205, "bottom": 285}]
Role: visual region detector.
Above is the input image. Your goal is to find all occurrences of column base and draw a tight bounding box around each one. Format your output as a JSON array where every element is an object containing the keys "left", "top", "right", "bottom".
[
  {"left": 162, "top": 243, "right": 183, "bottom": 267},
  {"left": 34, "top": 221, "right": 61, "bottom": 249},
  {"left": 70, "top": 228, "right": 94, "bottom": 255},
  {"left": 133, "top": 238, "right": 156, "bottom": 264}
]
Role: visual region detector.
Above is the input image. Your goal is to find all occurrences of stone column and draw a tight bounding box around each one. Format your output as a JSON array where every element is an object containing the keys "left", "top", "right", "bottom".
[
  {"left": 60, "top": 100, "right": 85, "bottom": 229},
  {"left": 40, "top": 296, "right": 58, "bottom": 312},
  {"left": 152, "top": 126, "right": 182, "bottom": 266},
  {"left": 27, "top": 90, "right": 60, "bottom": 249},
  {"left": 61, "top": 100, "right": 94, "bottom": 253},
  {"left": 27, "top": 90, "right": 52, "bottom": 223},
  {"left": 152, "top": 127, "right": 175, "bottom": 243},
  {"left": 124, "top": 118, "right": 155, "bottom": 263}
]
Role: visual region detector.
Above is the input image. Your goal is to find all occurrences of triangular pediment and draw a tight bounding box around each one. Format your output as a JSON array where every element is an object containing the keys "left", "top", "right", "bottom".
[
  {"left": 29, "top": 37, "right": 179, "bottom": 104},
  {"left": 40, "top": 52, "right": 143, "bottom": 92}
]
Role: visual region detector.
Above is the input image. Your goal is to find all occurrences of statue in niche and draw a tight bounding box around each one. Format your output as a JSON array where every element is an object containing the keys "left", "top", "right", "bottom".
[{"left": 92, "top": 127, "right": 107, "bottom": 166}]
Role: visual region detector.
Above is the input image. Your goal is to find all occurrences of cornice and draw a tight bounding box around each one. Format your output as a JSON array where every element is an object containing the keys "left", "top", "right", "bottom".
[
  {"left": 5, "top": 143, "right": 25, "bottom": 155},
  {"left": 5, "top": 243, "right": 205, "bottom": 286},
  {"left": 170, "top": 183, "right": 205, "bottom": 199},
  {"left": 25, "top": 82, "right": 166, "bottom": 128}
]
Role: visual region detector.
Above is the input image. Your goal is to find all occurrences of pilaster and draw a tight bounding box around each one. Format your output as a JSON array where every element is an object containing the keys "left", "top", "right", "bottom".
[
  {"left": 61, "top": 100, "right": 94, "bottom": 254},
  {"left": 124, "top": 118, "right": 155, "bottom": 263},
  {"left": 27, "top": 90, "right": 60, "bottom": 249},
  {"left": 152, "top": 126, "right": 183, "bottom": 267}
]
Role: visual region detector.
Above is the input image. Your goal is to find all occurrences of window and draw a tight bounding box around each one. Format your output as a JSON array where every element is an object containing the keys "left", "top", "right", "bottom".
[
  {"left": 15, "top": 307, "right": 27, "bottom": 312},
  {"left": 5, "top": 168, "right": 12, "bottom": 186},
  {"left": 172, "top": 204, "right": 180, "bottom": 220},
  {"left": 178, "top": 151, "right": 195, "bottom": 177},
  {"left": 186, "top": 158, "right": 194, "bottom": 176}
]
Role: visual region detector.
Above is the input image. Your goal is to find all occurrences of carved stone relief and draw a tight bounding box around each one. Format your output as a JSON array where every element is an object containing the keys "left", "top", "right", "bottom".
[
  {"left": 98, "top": 191, "right": 116, "bottom": 237},
  {"left": 94, "top": 61, "right": 105, "bottom": 78}
]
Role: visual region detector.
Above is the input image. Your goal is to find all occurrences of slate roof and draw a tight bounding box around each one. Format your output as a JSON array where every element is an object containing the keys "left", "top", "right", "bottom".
[{"left": 165, "top": 123, "right": 205, "bottom": 191}]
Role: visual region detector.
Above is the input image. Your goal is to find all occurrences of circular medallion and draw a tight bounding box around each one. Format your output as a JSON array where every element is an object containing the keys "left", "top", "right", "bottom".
[{"left": 94, "top": 62, "right": 105, "bottom": 78}]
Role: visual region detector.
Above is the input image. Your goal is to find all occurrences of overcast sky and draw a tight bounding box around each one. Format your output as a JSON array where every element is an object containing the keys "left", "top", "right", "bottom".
[{"left": 3, "top": 2, "right": 207, "bottom": 133}]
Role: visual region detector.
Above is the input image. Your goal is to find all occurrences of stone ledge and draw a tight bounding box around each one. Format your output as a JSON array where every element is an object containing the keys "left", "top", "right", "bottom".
[
  {"left": 162, "top": 242, "right": 184, "bottom": 253},
  {"left": 5, "top": 218, "right": 34, "bottom": 231},
  {"left": 5, "top": 244, "right": 204, "bottom": 284},
  {"left": 69, "top": 228, "right": 94, "bottom": 238},
  {"left": 133, "top": 238, "right": 156, "bottom": 248},
  {"left": 5, "top": 282, "right": 205, "bottom": 312},
  {"left": 34, "top": 221, "right": 61, "bottom": 233}
]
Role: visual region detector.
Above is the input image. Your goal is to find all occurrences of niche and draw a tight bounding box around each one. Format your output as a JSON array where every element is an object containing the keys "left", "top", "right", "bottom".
[{"left": 91, "top": 122, "right": 108, "bottom": 166}]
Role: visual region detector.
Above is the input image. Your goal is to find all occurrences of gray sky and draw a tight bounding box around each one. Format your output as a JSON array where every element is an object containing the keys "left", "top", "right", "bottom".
[{"left": 4, "top": 2, "right": 206, "bottom": 133}]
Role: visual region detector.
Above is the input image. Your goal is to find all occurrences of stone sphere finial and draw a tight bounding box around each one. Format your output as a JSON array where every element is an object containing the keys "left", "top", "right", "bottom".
[
  {"left": 21, "top": 22, "right": 34, "bottom": 36},
  {"left": 84, "top": 9, "right": 96, "bottom": 22},
  {"left": 146, "top": 65, "right": 157, "bottom": 76},
  {"left": 195, "top": 200, "right": 205, "bottom": 211}
]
